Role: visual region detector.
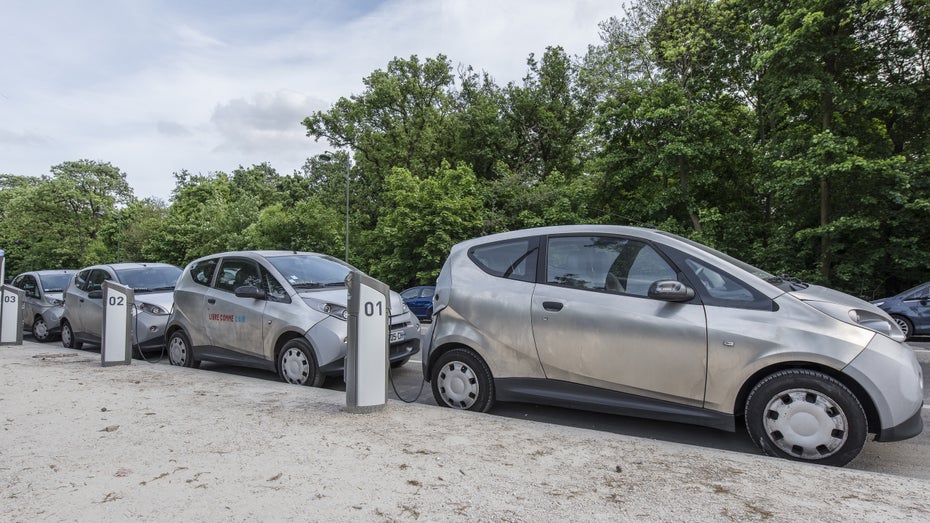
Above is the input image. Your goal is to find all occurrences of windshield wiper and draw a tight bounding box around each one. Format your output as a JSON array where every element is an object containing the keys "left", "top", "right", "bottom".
[
  {"left": 292, "top": 282, "right": 323, "bottom": 289},
  {"left": 765, "top": 273, "right": 809, "bottom": 290},
  {"left": 323, "top": 282, "right": 345, "bottom": 287}
]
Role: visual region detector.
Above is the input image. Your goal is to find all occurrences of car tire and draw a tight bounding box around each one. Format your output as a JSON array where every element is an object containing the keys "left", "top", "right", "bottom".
[
  {"left": 60, "top": 320, "right": 83, "bottom": 350},
  {"left": 745, "top": 369, "right": 867, "bottom": 467},
  {"left": 277, "top": 339, "right": 325, "bottom": 387},
  {"left": 431, "top": 348, "right": 494, "bottom": 412},
  {"left": 892, "top": 315, "right": 913, "bottom": 340},
  {"left": 32, "top": 317, "right": 50, "bottom": 342},
  {"left": 167, "top": 330, "right": 200, "bottom": 368}
]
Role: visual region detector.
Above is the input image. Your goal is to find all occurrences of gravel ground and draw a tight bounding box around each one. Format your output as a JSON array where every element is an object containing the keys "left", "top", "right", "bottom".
[{"left": 2, "top": 341, "right": 929, "bottom": 522}]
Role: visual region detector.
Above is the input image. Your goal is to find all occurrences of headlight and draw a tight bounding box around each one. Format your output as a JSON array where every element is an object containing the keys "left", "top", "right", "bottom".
[
  {"left": 138, "top": 302, "right": 169, "bottom": 316},
  {"left": 808, "top": 301, "right": 905, "bottom": 342},
  {"left": 48, "top": 298, "right": 64, "bottom": 306},
  {"left": 321, "top": 303, "right": 349, "bottom": 320},
  {"left": 848, "top": 309, "right": 904, "bottom": 341}
]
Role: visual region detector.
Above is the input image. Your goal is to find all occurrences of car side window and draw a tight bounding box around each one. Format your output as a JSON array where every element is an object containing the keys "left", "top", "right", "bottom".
[
  {"left": 905, "top": 285, "right": 930, "bottom": 301},
  {"left": 215, "top": 260, "right": 261, "bottom": 293},
  {"left": 75, "top": 270, "right": 91, "bottom": 291},
  {"left": 260, "top": 267, "right": 289, "bottom": 303},
  {"left": 468, "top": 238, "right": 539, "bottom": 283},
  {"left": 86, "top": 270, "right": 110, "bottom": 293},
  {"left": 190, "top": 259, "right": 218, "bottom": 286},
  {"left": 546, "top": 236, "right": 676, "bottom": 297},
  {"left": 14, "top": 276, "right": 39, "bottom": 298},
  {"left": 401, "top": 288, "right": 418, "bottom": 300},
  {"left": 684, "top": 259, "right": 754, "bottom": 302}
]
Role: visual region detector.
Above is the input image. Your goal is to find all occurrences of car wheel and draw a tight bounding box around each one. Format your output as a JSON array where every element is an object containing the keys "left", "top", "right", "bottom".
[
  {"left": 60, "top": 321, "right": 83, "bottom": 350},
  {"left": 431, "top": 348, "right": 494, "bottom": 412},
  {"left": 892, "top": 315, "right": 913, "bottom": 340},
  {"left": 277, "top": 339, "right": 324, "bottom": 387},
  {"left": 167, "top": 330, "right": 200, "bottom": 368},
  {"left": 745, "top": 369, "right": 867, "bottom": 467},
  {"left": 32, "top": 317, "right": 50, "bottom": 342}
]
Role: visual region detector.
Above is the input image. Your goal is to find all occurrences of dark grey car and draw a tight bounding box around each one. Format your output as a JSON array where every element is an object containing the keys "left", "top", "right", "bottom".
[{"left": 424, "top": 225, "right": 923, "bottom": 466}]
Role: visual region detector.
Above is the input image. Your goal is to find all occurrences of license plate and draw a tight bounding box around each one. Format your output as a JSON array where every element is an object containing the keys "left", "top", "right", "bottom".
[{"left": 389, "top": 330, "right": 405, "bottom": 343}]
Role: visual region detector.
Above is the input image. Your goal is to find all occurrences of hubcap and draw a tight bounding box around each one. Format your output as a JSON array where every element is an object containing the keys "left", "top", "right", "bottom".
[
  {"left": 762, "top": 388, "right": 848, "bottom": 460},
  {"left": 437, "top": 361, "right": 479, "bottom": 409},
  {"left": 62, "top": 326, "right": 72, "bottom": 346},
  {"left": 33, "top": 319, "right": 48, "bottom": 339},
  {"left": 169, "top": 336, "right": 187, "bottom": 366},
  {"left": 281, "top": 348, "right": 310, "bottom": 384}
]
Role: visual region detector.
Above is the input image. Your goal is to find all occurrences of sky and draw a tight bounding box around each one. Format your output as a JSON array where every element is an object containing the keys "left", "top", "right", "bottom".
[{"left": 1, "top": 0, "right": 621, "bottom": 202}]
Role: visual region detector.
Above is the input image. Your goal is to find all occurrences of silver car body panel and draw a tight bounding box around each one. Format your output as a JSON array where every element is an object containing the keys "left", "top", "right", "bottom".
[{"left": 427, "top": 225, "right": 923, "bottom": 437}]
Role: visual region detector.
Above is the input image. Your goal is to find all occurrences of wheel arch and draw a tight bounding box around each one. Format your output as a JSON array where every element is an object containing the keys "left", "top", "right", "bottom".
[
  {"left": 733, "top": 361, "right": 880, "bottom": 434},
  {"left": 273, "top": 330, "right": 312, "bottom": 363}
]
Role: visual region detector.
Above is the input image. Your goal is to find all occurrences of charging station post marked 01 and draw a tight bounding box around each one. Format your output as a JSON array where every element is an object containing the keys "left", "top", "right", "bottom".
[
  {"left": 345, "top": 271, "right": 390, "bottom": 413},
  {"left": 101, "top": 281, "right": 134, "bottom": 367}
]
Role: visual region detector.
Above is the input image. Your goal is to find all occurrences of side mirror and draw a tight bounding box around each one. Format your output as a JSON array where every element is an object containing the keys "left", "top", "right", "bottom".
[
  {"left": 234, "top": 285, "right": 266, "bottom": 300},
  {"left": 87, "top": 290, "right": 104, "bottom": 300},
  {"left": 648, "top": 280, "right": 695, "bottom": 302}
]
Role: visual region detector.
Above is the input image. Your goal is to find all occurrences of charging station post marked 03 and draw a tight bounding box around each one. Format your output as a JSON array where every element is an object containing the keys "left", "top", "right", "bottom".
[
  {"left": 345, "top": 270, "right": 390, "bottom": 413},
  {"left": 101, "top": 281, "right": 134, "bottom": 367},
  {"left": 0, "top": 284, "right": 24, "bottom": 346}
]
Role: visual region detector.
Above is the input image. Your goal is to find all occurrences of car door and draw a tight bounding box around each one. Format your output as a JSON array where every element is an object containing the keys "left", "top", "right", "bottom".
[
  {"left": 78, "top": 269, "right": 111, "bottom": 340},
  {"left": 531, "top": 235, "right": 708, "bottom": 407},
  {"left": 204, "top": 258, "right": 265, "bottom": 357}
]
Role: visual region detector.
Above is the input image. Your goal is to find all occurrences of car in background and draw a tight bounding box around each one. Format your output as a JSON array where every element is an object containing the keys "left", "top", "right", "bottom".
[
  {"left": 165, "top": 251, "right": 420, "bottom": 386},
  {"left": 423, "top": 225, "right": 923, "bottom": 467},
  {"left": 401, "top": 285, "right": 435, "bottom": 321},
  {"left": 61, "top": 263, "right": 182, "bottom": 352},
  {"left": 11, "top": 270, "right": 76, "bottom": 341},
  {"left": 871, "top": 282, "right": 930, "bottom": 340}
]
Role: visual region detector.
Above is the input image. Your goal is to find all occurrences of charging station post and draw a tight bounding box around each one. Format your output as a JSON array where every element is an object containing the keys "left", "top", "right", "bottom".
[
  {"left": 0, "top": 284, "right": 24, "bottom": 346},
  {"left": 345, "top": 270, "right": 389, "bottom": 413},
  {"left": 101, "top": 281, "right": 134, "bottom": 366}
]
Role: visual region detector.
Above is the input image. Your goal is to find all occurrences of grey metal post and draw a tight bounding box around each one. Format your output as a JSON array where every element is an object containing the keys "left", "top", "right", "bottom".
[
  {"left": 344, "top": 270, "right": 389, "bottom": 413},
  {"left": 101, "top": 281, "right": 134, "bottom": 366}
]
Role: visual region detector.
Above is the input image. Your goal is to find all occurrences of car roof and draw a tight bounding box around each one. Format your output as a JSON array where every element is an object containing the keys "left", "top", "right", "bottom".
[
  {"left": 82, "top": 262, "right": 180, "bottom": 271},
  {"left": 18, "top": 269, "right": 77, "bottom": 276}
]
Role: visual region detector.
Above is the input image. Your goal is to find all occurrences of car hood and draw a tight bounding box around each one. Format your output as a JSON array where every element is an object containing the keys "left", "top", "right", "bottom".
[
  {"left": 789, "top": 285, "right": 886, "bottom": 314},
  {"left": 133, "top": 291, "right": 175, "bottom": 309},
  {"left": 46, "top": 292, "right": 64, "bottom": 302}
]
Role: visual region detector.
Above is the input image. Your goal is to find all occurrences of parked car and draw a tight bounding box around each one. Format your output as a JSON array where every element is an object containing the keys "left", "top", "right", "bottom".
[
  {"left": 400, "top": 285, "right": 435, "bottom": 321},
  {"left": 11, "top": 270, "right": 76, "bottom": 341},
  {"left": 871, "top": 282, "right": 930, "bottom": 340},
  {"left": 61, "top": 263, "right": 182, "bottom": 351},
  {"left": 423, "top": 225, "right": 923, "bottom": 466},
  {"left": 165, "top": 251, "right": 420, "bottom": 386}
]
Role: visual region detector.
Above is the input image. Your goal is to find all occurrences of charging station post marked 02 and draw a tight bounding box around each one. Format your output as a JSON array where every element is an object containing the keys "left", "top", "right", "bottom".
[{"left": 101, "top": 281, "right": 134, "bottom": 366}]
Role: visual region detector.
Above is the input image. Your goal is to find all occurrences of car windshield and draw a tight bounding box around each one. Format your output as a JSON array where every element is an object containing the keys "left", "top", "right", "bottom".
[
  {"left": 267, "top": 254, "right": 351, "bottom": 289},
  {"left": 38, "top": 273, "right": 72, "bottom": 292},
  {"left": 115, "top": 266, "right": 182, "bottom": 292}
]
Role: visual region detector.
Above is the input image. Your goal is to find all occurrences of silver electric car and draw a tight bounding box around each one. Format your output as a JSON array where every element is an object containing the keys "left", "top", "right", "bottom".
[
  {"left": 11, "top": 269, "right": 76, "bottom": 341},
  {"left": 61, "top": 263, "right": 182, "bottom": 351},
  {"left": 165, "top": 251, "right": 420, "bottom": 386},
  {"left": 424, "top": 225, "right": 923, "bottom": 466}
]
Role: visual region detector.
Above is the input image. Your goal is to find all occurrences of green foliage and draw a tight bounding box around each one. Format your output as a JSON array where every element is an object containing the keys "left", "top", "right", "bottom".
[{"left": 2, "top": 1, "right": 928, "bottom": 299}]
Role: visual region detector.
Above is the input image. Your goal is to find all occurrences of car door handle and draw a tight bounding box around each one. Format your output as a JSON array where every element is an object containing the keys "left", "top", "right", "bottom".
[
  {"left": 542, "top": 301, "right": 563, "bottom": 312},
  {"left": 207, "top": 299, "right": 216, "bottom": 304}
]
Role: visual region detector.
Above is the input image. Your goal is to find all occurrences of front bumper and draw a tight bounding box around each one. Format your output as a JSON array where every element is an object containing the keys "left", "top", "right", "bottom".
[
  {"left": 876, "top": 404, "right": 924, "bottom": 442},
  {"left": 131, "top": 313, "right": 170, "bottom": 350}
]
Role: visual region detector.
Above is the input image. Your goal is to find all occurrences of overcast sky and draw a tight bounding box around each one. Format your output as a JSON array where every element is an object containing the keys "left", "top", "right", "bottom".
[{"left": 1, "top": 0, "right": 620, "bottom": 201}]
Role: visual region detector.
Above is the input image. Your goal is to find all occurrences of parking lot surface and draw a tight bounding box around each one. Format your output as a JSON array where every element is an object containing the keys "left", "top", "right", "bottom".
[{"left": 2, "top": 341, "right": 929, "bottom": 521}]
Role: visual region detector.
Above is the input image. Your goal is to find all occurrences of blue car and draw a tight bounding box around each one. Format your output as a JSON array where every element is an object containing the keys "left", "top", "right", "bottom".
[
  {"left": 401, "top": 286, "right": 435, "bottom": 321},
  {"left": 872, "top": 282, "right": 930, "bottom": 340}
]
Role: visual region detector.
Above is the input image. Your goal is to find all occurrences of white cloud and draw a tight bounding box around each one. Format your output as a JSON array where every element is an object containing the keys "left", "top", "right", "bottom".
[{"left": 0, "top": 0, "right": 621, "bottom": 199}]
